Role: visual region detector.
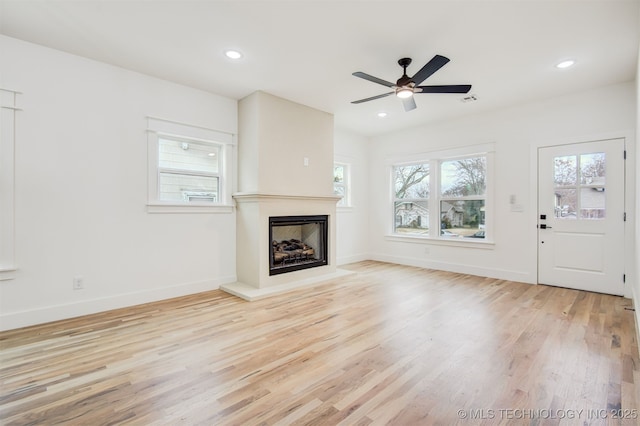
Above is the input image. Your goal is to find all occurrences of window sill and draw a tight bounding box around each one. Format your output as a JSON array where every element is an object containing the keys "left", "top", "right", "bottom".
[
  {"left": 147, "top": 203, "right": 234, "bottom": 214},
  {"left": 385, "top": 234, "right": 495, "bottom": 249}
]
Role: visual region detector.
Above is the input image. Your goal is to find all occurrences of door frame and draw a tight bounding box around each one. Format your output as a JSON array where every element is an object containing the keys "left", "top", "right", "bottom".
[{"left": 529, "top": 132, "right": 634, "bottom": 298}]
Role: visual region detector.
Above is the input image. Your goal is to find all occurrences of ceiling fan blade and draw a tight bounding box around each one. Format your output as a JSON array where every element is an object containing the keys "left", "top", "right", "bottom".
[
  {"left": 352, "top": 72, "right": 395, "bottom": 88},
  {"left": 411, "top": 55, "right": 450, "bottom": 85},
  {"left": 416, "top": 85, "right": 472, "bottom": 94},
  {"left": 402, "top": 96, "right": 417, "bottom": 112},
  {"left": 351, "top": 92, "right": 394, "bottom": 104}
]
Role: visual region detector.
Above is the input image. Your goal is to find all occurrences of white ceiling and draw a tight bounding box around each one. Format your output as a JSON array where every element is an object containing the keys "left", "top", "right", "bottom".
[{"left": 1, "top": 0, "right": 638, "bottom": 136}]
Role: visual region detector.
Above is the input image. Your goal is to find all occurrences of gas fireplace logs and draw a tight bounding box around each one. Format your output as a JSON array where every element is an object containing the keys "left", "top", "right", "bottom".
[{"left": 272, "top": 239, "right": 315, "bottom": 264}]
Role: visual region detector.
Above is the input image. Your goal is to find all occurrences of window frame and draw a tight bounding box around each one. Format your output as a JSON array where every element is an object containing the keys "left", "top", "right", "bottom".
[
  {"left": 388, "top": 145, "right": 494, "bottom": 245},
  {"left": 146, "top": 117, "right": 235, "bottom": 214},
  {"left": 438, "top": 155, "right": 487, "bottom": 238},
  {"left": 0, "top": 88, "right": 20, "bottom": 280}
]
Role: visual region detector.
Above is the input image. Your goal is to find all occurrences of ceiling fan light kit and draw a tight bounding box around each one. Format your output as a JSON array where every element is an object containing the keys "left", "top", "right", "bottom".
[
  {"left": 396, "top": 87, "right": 414, "bottom": 99},
  {"left": 351, "top": 55, "right": 472, "bottom": 112}
]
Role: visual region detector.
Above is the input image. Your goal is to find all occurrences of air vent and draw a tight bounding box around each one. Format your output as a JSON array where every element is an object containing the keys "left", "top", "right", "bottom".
[{"left": 460, "top": 94, "right": 478, "bottom": 103}]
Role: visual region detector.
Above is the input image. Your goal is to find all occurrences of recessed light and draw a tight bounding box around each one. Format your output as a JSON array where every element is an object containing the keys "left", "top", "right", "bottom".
[
  {"left": 224, "top": 50, "right": 243, "bottom": 60},
  {"left": 556, "top": 60, "right": 575, "bottom": 69},
  {"left": 377, "top": 112, "right": 388, "bottom": 118},
  {"left": 208, "top": 152, "right": 216, "bottom": 157}
]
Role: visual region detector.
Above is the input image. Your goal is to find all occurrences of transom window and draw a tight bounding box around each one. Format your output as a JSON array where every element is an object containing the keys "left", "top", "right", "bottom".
[{"left": 392, "top": 151, "right": 490, "bottom": 240}]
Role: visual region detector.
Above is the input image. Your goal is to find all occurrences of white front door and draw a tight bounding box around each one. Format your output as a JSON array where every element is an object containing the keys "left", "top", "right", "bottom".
[{"left": 537, "top": 139, "right": 625, "bottom": 295}]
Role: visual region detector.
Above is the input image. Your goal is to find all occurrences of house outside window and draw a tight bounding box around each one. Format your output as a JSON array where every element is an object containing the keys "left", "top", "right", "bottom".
[
  {"left": 439, "top": 156, "right": 486, "bottom": 238},
  {"left": 158, "top": 137, "right": 221, "bottom": 203},
  {"left": 392, "top": 150, "right": 491, "bottom": 241},
  {"left": 146, "top": 117, "right": 234, "bottom": 213},
  {"left": 553, "top": 153, "right": 606, "bottom": 219},
  {"left": 334, "top": 162, "right": 350, "bottom": 207},
  {"left": 394, "top": 163, "right": 430, "bottom": 234}
]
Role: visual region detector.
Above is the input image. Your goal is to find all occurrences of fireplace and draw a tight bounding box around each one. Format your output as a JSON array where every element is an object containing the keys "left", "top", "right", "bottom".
[{"left": 269, "top": 215, "right": 328, "bottom": 276}]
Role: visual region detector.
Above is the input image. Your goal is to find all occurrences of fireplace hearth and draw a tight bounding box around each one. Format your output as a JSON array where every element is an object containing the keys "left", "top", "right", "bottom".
[{"left": 269, "top": 215, "right": 328, "bottom": 275}]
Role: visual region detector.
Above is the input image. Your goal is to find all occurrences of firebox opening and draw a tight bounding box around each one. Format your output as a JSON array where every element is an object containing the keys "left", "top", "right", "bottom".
[{"left": 269, "top": 215, "right": 328, "bottom": 276}]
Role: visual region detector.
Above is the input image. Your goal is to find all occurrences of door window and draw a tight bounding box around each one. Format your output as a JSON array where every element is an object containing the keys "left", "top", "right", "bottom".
[{"left": 553, "top": 152, "right": 605, "bottom": 220}]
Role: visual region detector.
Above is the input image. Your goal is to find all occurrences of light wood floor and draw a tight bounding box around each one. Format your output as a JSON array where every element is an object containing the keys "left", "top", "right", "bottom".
[{"left": 1, "top": 261, "right": 638, "bottom": 425}]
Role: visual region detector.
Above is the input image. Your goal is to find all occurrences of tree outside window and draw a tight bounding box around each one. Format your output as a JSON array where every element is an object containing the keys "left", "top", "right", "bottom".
[
  {"left": 391, "top": 153, "right": 489, "bottom": 240},
  {"left": 553, "top": 152, "right": 605, "bottom": 219},
  {"left": 440, "top": 157, "right": 486, "bottom": 238},
  {"left": 393, "top": 163, "right": 430, "bottom": 234}
]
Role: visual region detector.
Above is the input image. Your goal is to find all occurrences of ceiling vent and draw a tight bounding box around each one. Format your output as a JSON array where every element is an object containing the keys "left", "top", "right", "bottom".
[{"left": 460, "top": 94, "right": 478, "bottom": 103}]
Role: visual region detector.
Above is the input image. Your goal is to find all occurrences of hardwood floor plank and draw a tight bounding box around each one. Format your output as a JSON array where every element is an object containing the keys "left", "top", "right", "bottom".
[{"left": 1, "top": 261, "right": 638, "bottom": 425}]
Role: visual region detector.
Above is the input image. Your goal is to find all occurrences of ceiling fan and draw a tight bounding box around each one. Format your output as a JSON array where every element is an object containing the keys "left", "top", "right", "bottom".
[{"left": 351, "top": 55, "right": 472, "bottom": 112}]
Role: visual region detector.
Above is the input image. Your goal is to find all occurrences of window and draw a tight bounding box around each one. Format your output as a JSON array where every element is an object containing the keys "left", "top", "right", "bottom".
[
  {"left": 392, "top": 149, "right": 491, "bottom": 241},
  {"left": 0, "top": 88, "right": 19, "bottom": 279},
  {"left": 553, "top": 152, "right": 605, "bottom": 219},
  {"left": 158, "top": 137, "right": 220, "bottom": 203},
  {"left": 333, "top": 162, "right": 350, "bottom": 207},
  {"left": 394, "top": 163, "right": 430, "bottom": 234},
  {"left": 147, "top": 117, "right": 234, "bottom": 213},
  {"left": 440, "top": 157, "right": 486, "bottom": 238}
]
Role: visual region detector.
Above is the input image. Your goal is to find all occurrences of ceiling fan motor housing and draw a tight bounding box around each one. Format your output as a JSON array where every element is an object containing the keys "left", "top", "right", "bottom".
[{"left": 396, "top": 58, "right": 414, "bottom": 87}]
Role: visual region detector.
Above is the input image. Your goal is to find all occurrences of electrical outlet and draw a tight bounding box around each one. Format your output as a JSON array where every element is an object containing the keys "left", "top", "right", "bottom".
[
  {"left": 424, "top": 247, "right": 430, "bottom": 255},
  {"left": 73, "top": 276, "right": 84, "bottom": 290}
]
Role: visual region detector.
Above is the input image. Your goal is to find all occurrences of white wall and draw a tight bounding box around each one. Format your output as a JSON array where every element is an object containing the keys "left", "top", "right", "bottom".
[
  {"left": 367, "top": 81, "right": 636, "bottom": 287},
  {"left": 0, "top": 36, "right": 238, "bottom": 330},
  {"left": 334, "top": 128, "right": 370, "bottom": 265}
]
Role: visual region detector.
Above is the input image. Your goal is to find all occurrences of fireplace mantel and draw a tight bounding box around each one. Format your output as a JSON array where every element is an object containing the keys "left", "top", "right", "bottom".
[{"left": 233, "top": 193, "right": 342, "bottom": 204}]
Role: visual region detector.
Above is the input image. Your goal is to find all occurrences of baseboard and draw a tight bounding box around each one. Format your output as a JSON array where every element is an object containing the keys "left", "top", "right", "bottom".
[
  {"left": 370, "top": 253, "right": 534, "bottom": 284},
  {"left": 0, "top": 275, "right": 237, "bottom": 331},
  {"left": 336, "top": 253, "right": 369, "bottom": 266}
]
